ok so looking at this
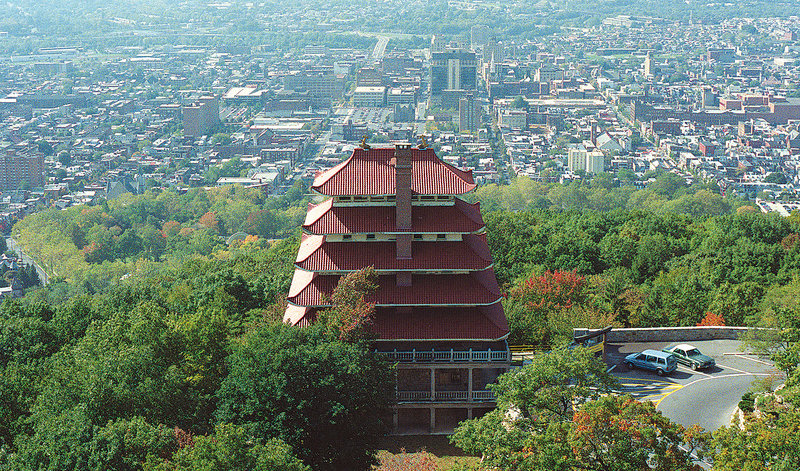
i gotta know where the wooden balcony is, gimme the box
[396,390,495,403]
[378,348,510,363]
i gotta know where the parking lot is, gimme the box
[606,339,783,431]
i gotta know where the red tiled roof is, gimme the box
[311,147,476,196]
[372,304,508,341]
[281,304,508,341]
[287,269,502,307]
[302,198,485,235]
[295,233,493,272]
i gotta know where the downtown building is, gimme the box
[285,143,510,434]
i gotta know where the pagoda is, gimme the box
[285,143,510,434]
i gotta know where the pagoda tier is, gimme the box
[287,269,502,308]
[311,147,476,196]
[302,197,485,235]
[284,304,508,342]
[372,305,508,341]
[295,233,493,272]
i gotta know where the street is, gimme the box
[6,237,48,285]
[607,340,781,431]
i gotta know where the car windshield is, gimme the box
[686,348,702,357]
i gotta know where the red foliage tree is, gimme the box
[511,269,588,312]
[198,212,222,234]
[318,267,378,342]
[697,312,726,327]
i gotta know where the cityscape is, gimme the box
[0,1,800,470]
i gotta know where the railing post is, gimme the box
[450,348,453,362]
[468,368,473,402]
[430,367,436,402]
[412,348,416,363]
[488,348,492,361]
[469,348,473,362]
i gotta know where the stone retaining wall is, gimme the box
[573,326,770,343]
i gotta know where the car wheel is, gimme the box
[625,361,634,370]
[691,363,698,371]
[656,368,664,376]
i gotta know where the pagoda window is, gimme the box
[342,234,352,240]
[437,234,447,239]
[413,234,423,240]
[339,196,352,202]
[353,196,368,203]
[420,195,436,201]
[366,234,376,240]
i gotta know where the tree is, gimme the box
[318,267,378,341]
[144,423,308,471]
[568,396,705,471]
[511,95,528,110]
[505,269,589,347]
[697,311,726,326]
[214,323,394,471]
[57,151,72,167]
[452,349,705,471]
[712,406,800,471]
[451,348,619,469]
[765,172,788,185]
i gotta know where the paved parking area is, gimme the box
[605,340,783,431]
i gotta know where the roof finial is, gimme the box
[360,136,371,149]
[417,135,428,149]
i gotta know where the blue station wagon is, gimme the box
[624,349,678,376]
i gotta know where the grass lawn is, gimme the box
[375,435,481,470]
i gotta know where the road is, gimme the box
[607,340,782,432]
[6,237,48,285]
[372,36,389,61]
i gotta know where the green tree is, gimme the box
[144,423,308,471]
[214,323,394,471]
[451,348,619,469]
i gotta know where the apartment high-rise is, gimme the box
[0,149,45,190]
[182,95,219,138]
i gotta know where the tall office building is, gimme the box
[286,144,510,434]
[470,25,490,49]
[459,94,480,134]
[484,40,504,64]
[430,50,478,96]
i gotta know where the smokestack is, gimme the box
[590,120,598,146]
[394,143,413,261]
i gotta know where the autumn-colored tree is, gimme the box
[375,449,439,471]
[162,220,181,238]
[505,269,589,347]
[514,269,588,312]
[697,312,726,327]
[568,396,706,471]
[318,267,378,342]
[198,212,222,234]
